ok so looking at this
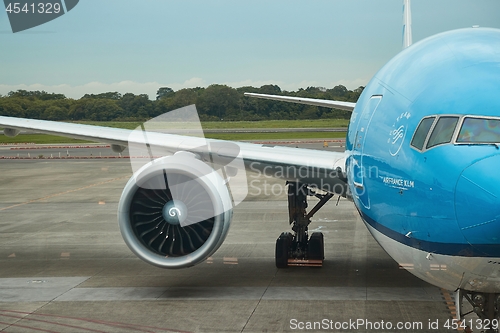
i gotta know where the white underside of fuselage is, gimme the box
[363,219,500,293]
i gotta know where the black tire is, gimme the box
[276,232,293,268]
[308,232,324,260]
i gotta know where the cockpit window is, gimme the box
[411,117,435,150]
[457,117,500,143]
[426,116,459,148]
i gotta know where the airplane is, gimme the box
[1,0,500,327]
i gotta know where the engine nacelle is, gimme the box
[4,128,20,137]
[118,153,233,269]
[111,144,126,153]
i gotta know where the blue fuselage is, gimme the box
[346,28,500,260]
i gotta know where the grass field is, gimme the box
[207,131,346,141]
[0,119,348,144]
[0,134,89,144]
[76,119,349,130]
[0,132,346,144]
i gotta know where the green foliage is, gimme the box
[44,105,66,120]
[70,98,123,121]
[8,90,65,100]
[0,98,26,117]
[197,85,241,121]
[82,92,122,100]
[0,85,363,122]
[156,87,175,100]
[119,93,152,120]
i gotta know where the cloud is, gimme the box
[0,77,368,100]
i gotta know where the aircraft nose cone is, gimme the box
[455,155,500,247]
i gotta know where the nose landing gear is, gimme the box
[275,182,333,268]
[457,289,500,333]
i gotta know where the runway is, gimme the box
[0,145,458,332]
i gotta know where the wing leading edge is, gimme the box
[244,93,356,111]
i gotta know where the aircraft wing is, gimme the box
[0,115,348,194]
[244,93,356,111]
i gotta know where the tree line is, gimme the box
[0,84,363,122]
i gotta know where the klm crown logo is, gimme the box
[3,0,79,33]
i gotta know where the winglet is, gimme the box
[403,0,412,49]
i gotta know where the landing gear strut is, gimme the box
[275,182,333,268]
[457,289,500,333]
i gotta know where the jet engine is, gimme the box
[118,153,233,269]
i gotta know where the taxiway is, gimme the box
[0,144,458,332]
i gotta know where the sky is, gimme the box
[1,0,500,99]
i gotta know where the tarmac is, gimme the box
[0,142,459,333]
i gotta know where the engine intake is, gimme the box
[118,154,233,269]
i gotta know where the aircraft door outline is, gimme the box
[351,95,382,208]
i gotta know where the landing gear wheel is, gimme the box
[308,232,324,261]
[275,182,337,268]
[276,232,293,268]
